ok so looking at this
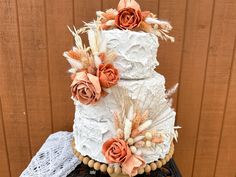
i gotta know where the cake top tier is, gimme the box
[63,0,174,106]
[102,29,159,79]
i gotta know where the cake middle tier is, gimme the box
[101,29,159,79]
[73,72,176,164]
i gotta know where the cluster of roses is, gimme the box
[97,0,154,31]
[68,51,119,105]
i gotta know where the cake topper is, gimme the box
[96,0,175,42]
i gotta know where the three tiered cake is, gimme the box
[63,0,179,176]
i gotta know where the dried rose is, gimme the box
[97,64,119,88]
[102,138,132,164]
[122,155,145,176]
[71,71,101,105]
[115,7,142,30]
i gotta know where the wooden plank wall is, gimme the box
[0,0,235,177]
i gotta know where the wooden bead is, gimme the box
[107,166,114,174]
[127,138,134,145]
[165,155,170,162]
[78,155,84,161]
[130,146,137,153]
[100,164,107,172]
[161,159,167,165]
[94,162,101,170]
[138,168,145,174]
[88,160,95,168]
[83,157,90,165]
[114,166,121,174]
[150,162,157,171]
[145,141,152,147]
[73,148,77,154]
[156,160,162,168]
[144,165,151,173]
[75,151,81,157]
[145,132,153,140]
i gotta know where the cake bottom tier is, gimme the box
[73,72,176,164]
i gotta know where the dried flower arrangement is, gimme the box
[96,0,175,42]
[63,26,119,105]
[101,86,180,176]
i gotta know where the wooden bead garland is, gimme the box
[72,140,175,176]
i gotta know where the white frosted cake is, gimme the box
[64,0,178,176]
[102,29,159,79]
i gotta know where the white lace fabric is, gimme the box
[20,132,81,177]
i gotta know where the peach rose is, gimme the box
[122,155,146,176]
[71,71,101,105]
[97,64,119,88]
[115,8,142,30]
[102,138,132,164]
[117,0,141,11]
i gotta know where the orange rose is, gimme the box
[71,71,101,105]
[115,8,142,30]
[97,64,119,88]
[102,138,132,164]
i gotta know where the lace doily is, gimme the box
[20,132,81,177]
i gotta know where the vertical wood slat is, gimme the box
[46,0,74,132]
[102,0,117,10]
[192,0,236,176]
[74,0,102,45]
[175,0,215,176]
[0,98,10,177]
[157,0,187,109]
[0,0,31,176]
[16,0,53,155]
[214,41,236,177]
[138,0,159,13]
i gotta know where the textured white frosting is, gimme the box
[73,72,176,163]
[101,29,159,79]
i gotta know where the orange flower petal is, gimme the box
[117,0,127,11]
[126,0,141,11]
[117,0,141,11]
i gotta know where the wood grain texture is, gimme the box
[0,0,236,176]
[175,0,215,176]
[0,0,31,176]
[16,0,53,155]
[102,0,117,9]
[192,0,236,176]
[45,0,74,132]
[157,0,187,109]
[137,0,158,13]
[0,98,10,177]
[214,40,236,177]
[74,0,101,45]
